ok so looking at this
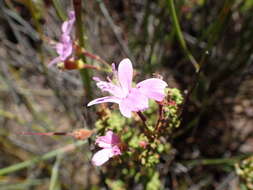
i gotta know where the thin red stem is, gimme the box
[19,132,69,136]
[136,111,153,140]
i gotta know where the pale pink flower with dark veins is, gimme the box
[92,131,122,166]
[49,11,75,66]
[87,58,168,118]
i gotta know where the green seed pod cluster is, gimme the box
[235,156,253,189]
[163,88,183,129]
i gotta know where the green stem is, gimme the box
[167,0,199,72]
[184,154,251,167]
[0,140,87,176]
[52,0,67,21]
[73,0,92,99]
[49,154,62,190]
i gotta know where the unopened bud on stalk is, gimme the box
[70,129,94,140]
[57,60,99,70]
[19,129,93,140]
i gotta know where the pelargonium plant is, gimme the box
[32,8,183,189]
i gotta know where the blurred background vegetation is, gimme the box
[0,0,253,189]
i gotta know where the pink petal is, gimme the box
[67,11,75,22]
[136,78,168,101]
[61,11,75,35]
[60,45,72,60]
[60,35,71,44]
[119,88,149,118]
[127,88,149,111]
[55,43,64,55]
[55,35,73,61]
[48,57,61,67]
[95,80,125,98]
[87,96,120,107]
[95,141,112,149]
[111,145,122,156]
[112,63,118,79]
[91,148,113,166]
[119,101,132,118]
[96,131,121,148]
[118,58,133,95]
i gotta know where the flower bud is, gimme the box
[57,60,99,70]
[139,140,148,148]
[70,129,93,140]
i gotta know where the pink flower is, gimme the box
[87,58,168,118]
[92,131,122,166]
[49,11,75,66]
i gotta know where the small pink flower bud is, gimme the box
[139,140,148,148]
